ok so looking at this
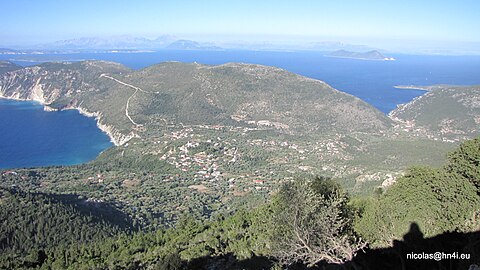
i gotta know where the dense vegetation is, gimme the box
[0,177,360,269]
[355,137,480,246]
[0,188,134,269]
[270,177,364,266]
[446,137,480,189]
[0,138,479,269]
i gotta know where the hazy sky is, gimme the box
[1,0,480,50]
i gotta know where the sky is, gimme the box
[1,0,480,52]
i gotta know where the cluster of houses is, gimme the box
[2,171,18,176]
[86,173,105,184]
[132,125,375,197]
[391,117,461,143]
[2,170,28,181]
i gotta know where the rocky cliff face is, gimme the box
[74,106,138,146]
[0,61,134,145]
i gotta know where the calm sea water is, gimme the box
[1,50,480,168]
[0,99,112,169]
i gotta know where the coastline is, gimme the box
[0,94,127,146]
[0,94,43,103]
[387,85,434,117]
[388,92,426,118]
[72,106,138,146]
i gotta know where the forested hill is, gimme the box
[0,60,392,145]
[0,187,134,262]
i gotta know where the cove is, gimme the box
[0,98,112,169]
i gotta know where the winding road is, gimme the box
[100,74,158,126]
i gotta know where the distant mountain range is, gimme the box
[327,50,395,61]
[165,40,222,50]
[0,36,225,54]
[2,36,480,55]
[38,35,181,50]
[0,35,390,53]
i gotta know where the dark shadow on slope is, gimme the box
[185,254,273,270]
[4,186,136,231]
[339,222,480,270]
[41,191,136,231]
[172,223,480,270]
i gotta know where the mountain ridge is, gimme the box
[0,60,392,145]
[37,35,178,50]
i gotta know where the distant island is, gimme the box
[327,50,395,61]
[165,39,222,50]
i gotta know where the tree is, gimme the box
[271,177,365,266]
[445,137,480,189]
[154,252,184,270]
[355,166,480,246]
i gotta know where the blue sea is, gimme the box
[0,99,112,169]
[1,50,480,168]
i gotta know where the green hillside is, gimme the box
[390,85,480,141]
[127,62,391,133]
